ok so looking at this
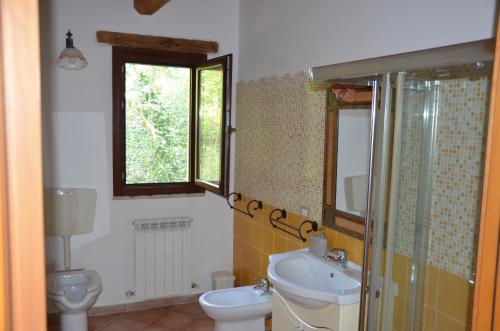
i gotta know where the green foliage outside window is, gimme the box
[124,63,224,186]
[125,63,190,184]
[198,67,223,184]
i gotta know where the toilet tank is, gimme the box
[44,188,97,236]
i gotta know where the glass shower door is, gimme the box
[364,64,491,331]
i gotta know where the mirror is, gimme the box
[335,108,371,217]
[322,86,372,238]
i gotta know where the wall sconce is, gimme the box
[57,30,88,70]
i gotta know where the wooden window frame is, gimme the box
[194,55,232,197]
[112,47,232,197]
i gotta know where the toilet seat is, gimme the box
[47,269,102,310]
[47,269,101,296]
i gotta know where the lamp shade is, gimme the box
[57,30,88,70]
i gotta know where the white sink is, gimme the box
[267,249,362,309]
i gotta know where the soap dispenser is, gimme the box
[309,228,327,257]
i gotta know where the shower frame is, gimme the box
[311,39,495,331]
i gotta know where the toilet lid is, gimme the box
[46,269,101,296]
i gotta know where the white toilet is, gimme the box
[46,269,102,330]
[44,188,102,331]
[199,280,272,331]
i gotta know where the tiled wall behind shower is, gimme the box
[395,76,490,279]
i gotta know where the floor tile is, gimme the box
[88,314,117,330]
[48,303,214,331]
[168,303,205,316]
[141,325,175,331]
[120,309,164,324]
[190,318,215,331]
[152,310,197,329]
[99,318,148,331]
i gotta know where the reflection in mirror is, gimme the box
[336,109,370,217]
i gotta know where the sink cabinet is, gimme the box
[272,289,359,331]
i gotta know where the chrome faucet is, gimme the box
[254,278,270,294]
[325,248,348,268]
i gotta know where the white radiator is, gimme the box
[133,217,193,300]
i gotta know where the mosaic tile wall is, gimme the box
[395,76,490,279]
[235,71,489,280]
[235,72,325,222]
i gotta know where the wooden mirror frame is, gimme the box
[322,87,372,239]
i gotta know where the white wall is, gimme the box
[238,0,497,81]
[40,0,239,306]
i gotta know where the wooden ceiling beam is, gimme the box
[96,31,219,54]
[134,0,169,15]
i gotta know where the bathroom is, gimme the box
[0,0,498,331]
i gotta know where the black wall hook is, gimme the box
[227,192,263,218]
[298,220,319,242]
[269,208,318,242]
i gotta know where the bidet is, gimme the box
[199,285,272,331]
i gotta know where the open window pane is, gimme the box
[194,54,231,196]
[198,65,223,185]
[125,63,191,184]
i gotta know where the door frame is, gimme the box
[0,0,47,330]
[471,19,500,331]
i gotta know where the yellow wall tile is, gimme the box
[424,266,439,308]
[248,245,261,271]
[437,270,472,323]
[273,233,287,254]
[436,312,468,331]
[233,215,243,238]
[334,231,364,265]
[423,306,437,331]
[262,229,274,254]
[247,268,260,285]
[393,295,407,331]
[350,237,364,265]
[286,238,303,251]
[241,265,251,285]
[250,223,264,249]
[233,257,242,286]
[260,252,269,275]
[240,217,251,240]
[324,227,337,247]
[392,253,410,296]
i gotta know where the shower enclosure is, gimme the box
[311,39,494,331]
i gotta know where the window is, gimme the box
[112,47,232,197]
